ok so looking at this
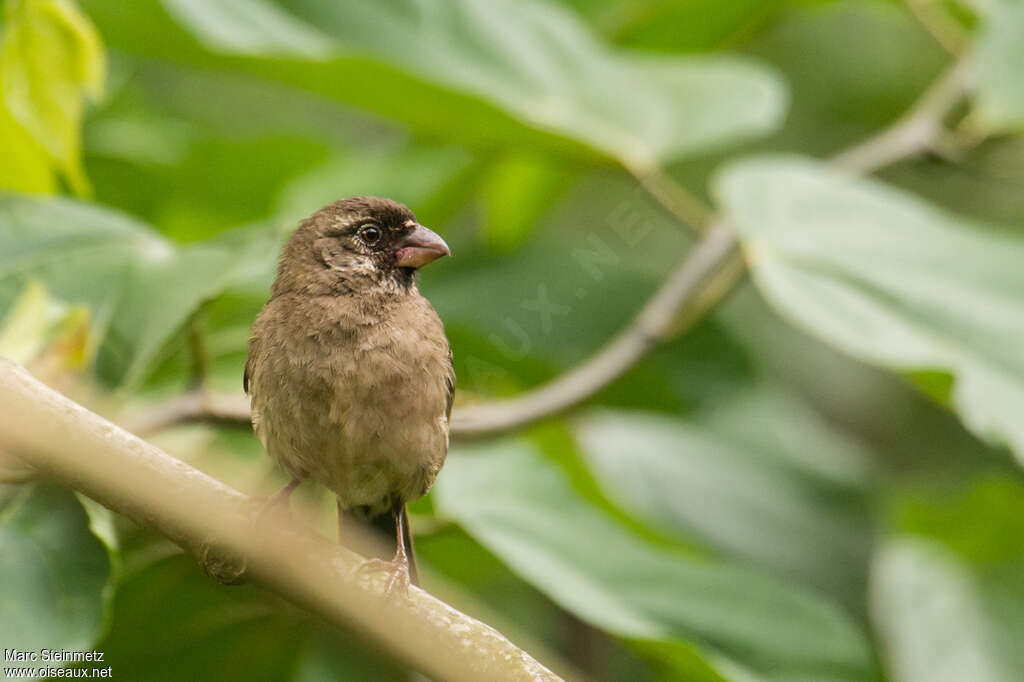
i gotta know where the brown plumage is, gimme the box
[245,196,454,592]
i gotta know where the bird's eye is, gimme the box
[359,225,382,244]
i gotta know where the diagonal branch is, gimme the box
[452,220,740,438]
[0,359,568,682]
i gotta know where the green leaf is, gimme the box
[162,0,333,59]
[273,145,472,228]
[433,440,874,681]
[891,474,1024,568]
[82,0,786,169]
[89,552,302,681]
[871,538,1023,682]
[972,1,1024,132]
[873,470,1024,682]
[605,0,777,53]
[715,157,1024,464]
[0,0,106,195]
[480,153,574,253]
[0,483,112,654]
[0,280,90,366]
[87,549,406,681]
[577,387,873,601]
[0,87,55,193]
[0,195,265,386]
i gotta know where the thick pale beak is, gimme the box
[394,224,451,269]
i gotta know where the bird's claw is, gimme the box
[354,558,411,597]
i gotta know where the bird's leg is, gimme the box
[386,505,411,595]
[354,505,411,597]
[255,478,301,519]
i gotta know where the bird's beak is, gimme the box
[394,224,451,269]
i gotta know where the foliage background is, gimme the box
[2,0,1024,680]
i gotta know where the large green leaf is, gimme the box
[433,440,875,682]
[715,157,1024,464]
[0,0,105,195]
[80,0,786,169]
[0,195,264,386]
[577,387,873,602]
[0,483,112,655]
[558,0,779,53]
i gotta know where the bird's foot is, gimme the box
[252,479,301,522]
[354,558,411,598]
[199,539,247,585]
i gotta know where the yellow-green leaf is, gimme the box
[0,0,105,195]
[0,279,90,368]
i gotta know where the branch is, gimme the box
[452,221,739,438]
[124,389,250,436]
[832,59,971,175]
[0,359,567,682]
[630,165,713,231]
[124,58,971,441]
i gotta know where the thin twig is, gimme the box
[832,59,971,175]
[0,359,570,682]
[124,390,250,436]
[452,221,739,438]
[125,56,972,441]
[630,166,713,232]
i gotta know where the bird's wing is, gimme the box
[243,333,259,395]
[444,348,455,422]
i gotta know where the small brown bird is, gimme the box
[245,197,454,593]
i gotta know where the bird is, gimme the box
[244,196,454,594]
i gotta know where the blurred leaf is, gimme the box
[871,538,1024,682]
[434,440,874,681]
[293,628,407,682]
[431,171,689,372]
[0,279,90,368]
[716,156,1024,464]
[890,473,1024,568]
[972,0,1024,133]
[607,0,777,52]
[0,195,271,386]
[90,552,300,680]
[273,144,472,228]
[0,87,55,192]
[0,0,105,195]
[82,0,786,169]
[577,386,873,602]
[151,134,330,242]
[746,2,947,156]
[163,0,333,59]
[480,153,575,253]
[88,550,405,681]
[873,470,1024,682]
[718,285,1002,482]
[0,483,112,654]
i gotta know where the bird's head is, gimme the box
[273,196,451,296]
